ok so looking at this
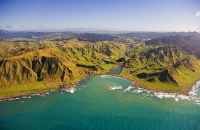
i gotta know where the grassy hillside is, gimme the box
[121,44,200,94]
[0,35,200,97]
[0,39,127,97]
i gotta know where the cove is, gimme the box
[0,75,200,130]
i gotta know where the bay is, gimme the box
[0,75,200,130]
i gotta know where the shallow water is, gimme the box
[0,75,200,130]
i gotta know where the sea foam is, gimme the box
[62,88,77,93]
[124,86,134,92]
[121,80,200,104]
[109,86,123,90]
[104,75,200,104]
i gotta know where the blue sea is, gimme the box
[0,75,200,130]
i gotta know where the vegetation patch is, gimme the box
[1,33,200,97]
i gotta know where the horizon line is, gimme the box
[0,29,199,33]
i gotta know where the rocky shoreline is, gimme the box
[1,73,200,101]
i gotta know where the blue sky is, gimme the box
[0,0,200,32]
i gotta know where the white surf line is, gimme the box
[62,87,77,94]
[122,80,200,104]
[124,85,134,92]
[188,80,200,104]
[109,86,123,90]
[103,74,200,104]
[1,89,59,102]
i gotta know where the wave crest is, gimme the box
[109,86,123,90]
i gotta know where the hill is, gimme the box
[121,34,200,94]
[145,34,200,58]
[0,32,200,97]
[0,39,127,97]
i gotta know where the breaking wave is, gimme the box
[109,86,123,90]
[120,80,200,104]
[62,87,77,93]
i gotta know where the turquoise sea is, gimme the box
[0,75,200,130]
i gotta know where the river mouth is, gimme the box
[106,65,122,75]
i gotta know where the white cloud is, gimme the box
[195,11,200,17]
[149,27,152,29]
[6,25,12,28]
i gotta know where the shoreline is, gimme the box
[110,74,195,95]
[107,74,200,96]
[118,74,200,96]
[0,73,102,100]
[0,73,199,100]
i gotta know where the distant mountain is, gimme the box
[1,30,199,41]
[0,30,52,39]
[77,33,118,42]
[0,30,119,42]
[145,34,200,58]
[118,31,199,39]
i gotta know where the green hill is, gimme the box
[0,33,200,97]
[121,39,200,94]
[0,39,128,97]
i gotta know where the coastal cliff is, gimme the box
[0,33,200,97]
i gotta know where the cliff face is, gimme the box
[0,55,98,87]
[32,56,74,82]
[0,39,127,87]
[0,58,37,86]
[0,36,200,94]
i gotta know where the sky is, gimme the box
[0,0,200,32]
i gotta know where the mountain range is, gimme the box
[0,31,200,97]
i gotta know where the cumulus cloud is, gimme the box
[195,11,200,17]
[6,25,12,28]
[38,25,44,28]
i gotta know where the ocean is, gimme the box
[0,75,200,130]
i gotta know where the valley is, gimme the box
[0,31,200,98]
